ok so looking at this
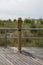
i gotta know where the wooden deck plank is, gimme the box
[6,54,28,65]
[0,47,42,65]
[0,54,14,65]
[7,53,41,65]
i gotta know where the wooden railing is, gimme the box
[0,18,43,52]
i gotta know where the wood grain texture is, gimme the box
[0,47,42,65]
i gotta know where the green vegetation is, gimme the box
[0,18,43,47]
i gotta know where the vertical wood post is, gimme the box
[4,30,7,48]
[18,18,22,53]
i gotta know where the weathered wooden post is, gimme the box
[18,18,22,53]
[4,30,7,48]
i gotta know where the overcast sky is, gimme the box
[0,0,43,19]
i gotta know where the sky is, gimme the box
[0,0,43,20]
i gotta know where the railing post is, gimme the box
[4,30,7,48]
[18,18,22,53]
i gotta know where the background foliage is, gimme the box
[0,18,43,47]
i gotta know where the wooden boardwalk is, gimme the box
[0,47,43,65]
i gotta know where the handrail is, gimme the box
[0,28,43,48]
[0,36,43,39]
[0,28,43,39]
[22,28,43,30]
[0,28,18,30]
[0,28,43,30]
